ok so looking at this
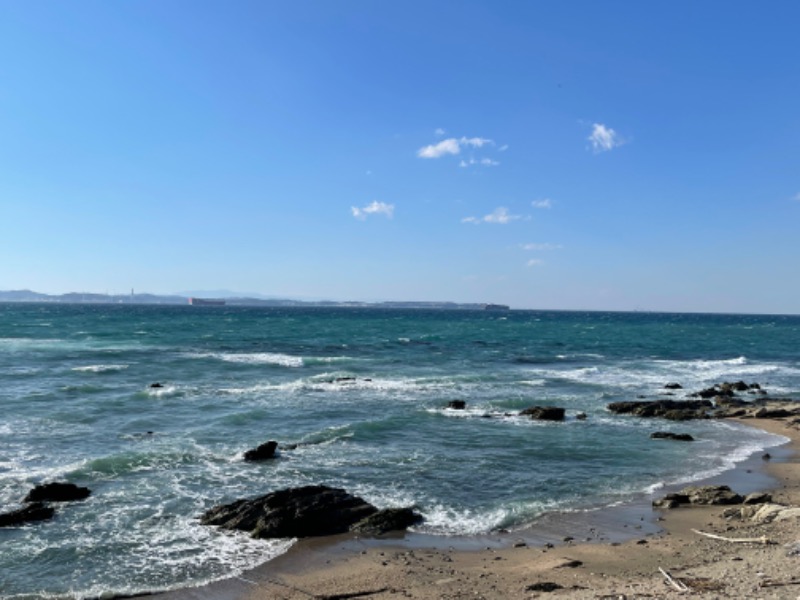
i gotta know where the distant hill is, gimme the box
[0,290,505,310]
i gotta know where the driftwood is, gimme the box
[659,567,689,592]
[760,578,800,588]
[691,528,771,544]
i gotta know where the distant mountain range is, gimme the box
[0,289,506,310]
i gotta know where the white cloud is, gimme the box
[463,207,521,225]
[531,198,552,209]
[351,201,395,220]
[588,123,622,152]
[417,135,496,159]
[498,144,509,152]
[521,243,562,251]
[418,138,461,158]
[435,128,446,136]
[526,259,544,267]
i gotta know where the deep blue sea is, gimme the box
[1,303,798,599]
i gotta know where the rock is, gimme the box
[745,503,800,524]
[24,482,91,503]
[650,432,694,442]
[679,485,743,505]
[652,493,689,509]
[447,400,466,410]
[351,507,423,535]
[243,440,278,461]
[525,582,562,592]
[575,412,588,420]
[762,453,771,460]
[664,383,683,389]
[519,406,565,421]
[0,502,55,527]
[743,492,772,505]
[201,485,419,539]
[149,382,164,388]
[606,399,712,419]
[753,407,793,419]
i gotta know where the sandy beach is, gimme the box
[152,412,800,600]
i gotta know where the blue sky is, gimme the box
[1,1,798,313]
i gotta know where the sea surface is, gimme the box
[1,304,798,599]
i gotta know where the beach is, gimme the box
[152,414,800,600]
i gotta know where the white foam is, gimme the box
[72,364,129,373]
[192,352,304,367]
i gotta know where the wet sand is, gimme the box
[152,416,800,599]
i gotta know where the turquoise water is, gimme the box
[1,304,798,598]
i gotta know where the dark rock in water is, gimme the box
[351,507,423,535]
[650,432,694,442]
[24,482,91,503]
[281,443,298,451]
[714,396,749,408]
[201,485,393,539]
[664,383,683,390]
[519,406,565,421]
[149,382,164,388]
[575,412,588,420]
[243,440,278,461]
[334,377,356,383]
[447,400,466,410]
[762,453,772,461]
[0,502,56,527]
[606,399,712,420]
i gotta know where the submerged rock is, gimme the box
[650,431,694,442]
[243,440,278,461]
[24,482,91,503]
[200,485,420,539]
[0,502,55,527]
[519,406,565,421]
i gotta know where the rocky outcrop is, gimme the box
[24,482,91,503]
[200,485,421,539]
[664,383,683,390]
[653,485,743,509]
[447,400,466,410]
[243,441,278,461]
[519,406,565,421]
[650,432,694,442]
[725,503,800,523]
[0,502,55,527]
[350,507,422,534]
[607,399,712,420]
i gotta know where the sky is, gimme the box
[1,1,799,313]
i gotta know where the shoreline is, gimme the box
[149,415,799,600]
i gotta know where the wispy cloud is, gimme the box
[417,135,498,162]
[435,127,446,136]
[351,201,395,220]
[588,123,623,152]
[531,198,552,209]
[526,259,544,267]
[521,243,562,251]
[498,144,509,152]
[462,207,521,225]
[459,157,500,168]
[794,192,800,202]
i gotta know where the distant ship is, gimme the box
[482,303,510,311]
[188,298,226,306]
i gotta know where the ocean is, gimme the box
[1,303,797,599]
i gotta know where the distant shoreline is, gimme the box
[0,290,503,310]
